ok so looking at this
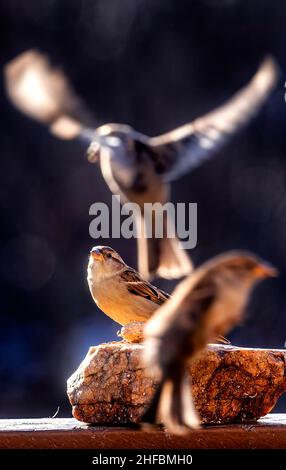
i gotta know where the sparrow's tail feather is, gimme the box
[141,371,200,435]
[156,232,193,280]
[159,373,200,435]
[137,213,192,280]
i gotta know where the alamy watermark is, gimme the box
[89,195,197,249]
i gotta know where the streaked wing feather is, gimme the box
[148,57,278,181]
[122,268,170,305]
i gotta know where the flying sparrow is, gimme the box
[5,51,279,279]
[142,251,277,435]
[87,245,170,326]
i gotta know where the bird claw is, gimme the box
[119,322,145,343]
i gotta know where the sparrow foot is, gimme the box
[117,321,145,343]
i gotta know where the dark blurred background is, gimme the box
[0,0,286,418]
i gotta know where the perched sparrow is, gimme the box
[142,251,277,435]
[87,245,229,345]
[5,51,278,279]
[87,245,170,326]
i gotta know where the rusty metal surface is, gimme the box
[0,415,285,449]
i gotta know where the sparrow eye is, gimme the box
[106,253,112,259]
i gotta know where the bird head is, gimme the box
[86,124,135,163]
[208,251,278,290]
[88,246,125,281]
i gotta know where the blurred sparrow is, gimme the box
[142,251,277,435]
[87,245,170,326]
[5,51,278,279]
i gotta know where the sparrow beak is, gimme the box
[90,247,103,261]
[254,263,278,278]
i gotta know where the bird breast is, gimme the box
[100,147,168,207]
[206,284,249,336]
[89,275,158,325]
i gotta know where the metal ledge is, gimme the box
[0,414,285,449]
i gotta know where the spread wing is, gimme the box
[148,57,278,181]
[121,268,170,306]
[4,49,96,141]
